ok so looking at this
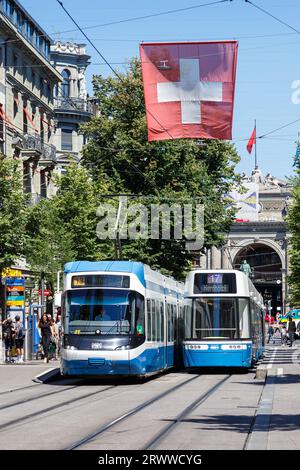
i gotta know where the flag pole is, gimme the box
[254,119,258,169]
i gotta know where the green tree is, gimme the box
[81,59,241,278]
[287,160,300,304]
[25,164,112,284]
[0,157,27,272]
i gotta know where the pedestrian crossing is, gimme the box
[260,343,300,366]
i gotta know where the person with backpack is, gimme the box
[2,318,15,363]
[14,315,25,363]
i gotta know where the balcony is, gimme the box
[21,134,57,164]
[54,96,93,114]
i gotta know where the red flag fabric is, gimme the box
[247,127,256,154]
[140,41,238,142]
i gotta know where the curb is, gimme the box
[246,369,275,450]
[33,367,60,384]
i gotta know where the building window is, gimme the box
[61,69,71,97]
[32,70,36,90]
[40,118,44,144]
[40,170,47,198]
[13,94,18,118]
[40,76,44,98]
[61,128,73,151]
[13,53,17,75]
[23,162,31,194]
[23,106,28,134]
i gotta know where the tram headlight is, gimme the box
[115,345,131,350]
[65,345,78,350]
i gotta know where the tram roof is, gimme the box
[64,261,146,286]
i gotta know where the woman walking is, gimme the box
[38,313,52,363]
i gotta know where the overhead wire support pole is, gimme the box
[254,119,257,169]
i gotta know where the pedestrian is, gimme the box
[267,324,274,344]
[50,318,59,360]
[14,315,25,363]
[55,311,62,357]
[287,316,297,347]
[280,324,287,345]
[2,318,14,363]
[38,313,52,363]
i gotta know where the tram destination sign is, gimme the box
[72,274,130,289]
[194,273,237,294]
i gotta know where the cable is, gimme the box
[245,0,300,35]
[56,0,177,141]
[54,0,231,35]
[258,118,300,139]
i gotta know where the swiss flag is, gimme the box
[140,41,238,142]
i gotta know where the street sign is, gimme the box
[38,289,52,296]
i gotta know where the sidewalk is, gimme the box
[1,359,60,366]
[247,343,300,450]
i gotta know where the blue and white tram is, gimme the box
[182,270,265,368]
[60,261,184,377]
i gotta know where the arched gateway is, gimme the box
[232,241,284,315]
[198,169,291,315]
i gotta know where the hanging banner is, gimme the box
[226,183,259,222]
[140,41,238,141]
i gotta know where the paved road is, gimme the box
[1,345,299,450]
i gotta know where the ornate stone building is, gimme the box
[200,168,291,314]
[0,0,61,201]
[50,41,96,173]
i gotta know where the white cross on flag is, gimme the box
[140,41,238,141]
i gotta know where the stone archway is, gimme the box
[232,240,285,315]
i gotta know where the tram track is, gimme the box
[0,384,82,411]
[0,384,116,432]
[66,374,211,450]
[145,374,231,450]
[0,383,42,397]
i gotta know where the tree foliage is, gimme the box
[25,164,112,282]
[287,165,300,304]
[0,156,27,273]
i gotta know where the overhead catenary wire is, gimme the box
[245,0,300,36]
[55,0,177,143]
[54,0,231,36]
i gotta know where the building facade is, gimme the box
[51,41,94,173]
[200,169,292,315]
[0,0,61,200]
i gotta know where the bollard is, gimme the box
[255,367,267,380]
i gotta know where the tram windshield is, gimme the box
[64,289,144,335]
[187,297,250,340]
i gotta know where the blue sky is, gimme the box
[20,0,300,178]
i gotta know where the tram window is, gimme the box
[184,305,192,339]
[160,302,164,341]
[167,304,172,342]
[172,305,176,341]
[156,301,160,341]
[238,298,250,338]
[151,300,156,341]
[191,298,239,340]
[146,299,151,341]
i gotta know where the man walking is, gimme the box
[287,317,297,347]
